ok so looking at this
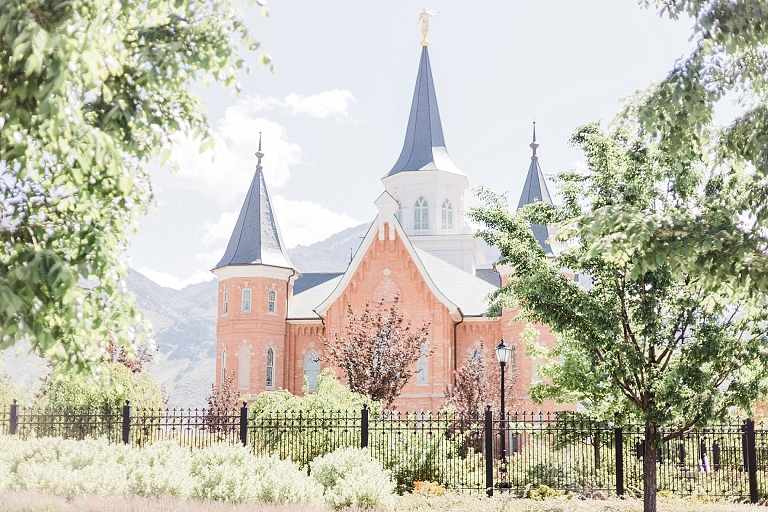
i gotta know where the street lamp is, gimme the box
[495,337,514,464]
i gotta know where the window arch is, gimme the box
[268,290,277,314]
[441,199,453,229]
[266,348,275,388]
[414,197,428,230]
[220,347,227,387]
[304,351,320,391]
[416,342,428,385]
[238,343,250,390]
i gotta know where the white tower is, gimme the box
[381,46,483,274]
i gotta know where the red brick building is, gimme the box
[212,45,578,412]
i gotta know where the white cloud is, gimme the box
[202,211,239,244]
[160,101,302,207]
[283,90,355,119]
[136,267,215,290]
[272,195,359,248]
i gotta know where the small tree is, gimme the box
[443,340,521,417]
[204,372,239,435]
[471,124,768,512]
[444,348,490,418]
[322,295,430,407]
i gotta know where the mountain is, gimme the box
[287,223,370,272]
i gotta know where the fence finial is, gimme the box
[125,399,130,406]
[363,403,368,410]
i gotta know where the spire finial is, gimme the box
[529,121,539,161]
[255,131,264,169]
[419,8,439,46]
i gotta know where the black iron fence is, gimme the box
[3,399,768,501]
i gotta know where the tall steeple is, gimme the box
[213,133,294,270]
[517,122,556,256]
[384,46,463,177]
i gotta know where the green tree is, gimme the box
[0,0,269,371]
[470,123,768,512]
[580,0,768,299]
[39,360,163,410]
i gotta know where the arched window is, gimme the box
[414,197,428,230]
[220,347,227,387]
[304,351,320,391]
[441,199,453,229]
[238,343,250,390]
[266,348,275,388]
[416,342,428,385]
[241,289,251,312]
[268,290,277,314]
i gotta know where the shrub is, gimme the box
[310,446,396,511]
[190,443,322,504]
[0,436,324,505]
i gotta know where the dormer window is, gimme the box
[268,290,277,314]
[441,199,453,229]
[242,289,251,313]
[414,197,428,230]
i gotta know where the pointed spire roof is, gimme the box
[517,123,556,256]
[384,46,463,177]
[213,134,294,271]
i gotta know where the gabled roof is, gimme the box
[213,161,294,271]
[384,46,463,178]
[308,200,496,321]
[289,275,343,319]
[412,247,499,316]
[293,273,344,295]
[517,125,557,256]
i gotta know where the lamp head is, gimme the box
[495,338,513,365]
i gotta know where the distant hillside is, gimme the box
[287,223,370,272]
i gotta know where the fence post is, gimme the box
[361,404,369,448]
[239,401,248,447]
[122,400,131,445]
[746,418,758,504]
[9,399,18,435]
[485,405,493,497]
[614,427,624,496]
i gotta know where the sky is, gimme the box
[126,0,703,290]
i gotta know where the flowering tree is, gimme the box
[205,372,239,435]
[321,296,430,407]
[443,341,521,417]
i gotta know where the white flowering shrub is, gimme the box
[5,437,130,498]
[0,437,323,505]
[310,447,396,511]
[125,441,193,498]
[190,443,322,504]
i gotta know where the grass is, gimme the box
[0,491,765,512]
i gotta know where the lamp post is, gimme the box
[495,337,513,464]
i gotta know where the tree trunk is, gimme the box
[643,422,658,512]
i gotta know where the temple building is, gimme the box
[212,43,573,412]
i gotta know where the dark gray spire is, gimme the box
[213,137,294,270]
[384,46,462,177]
[517,123,556,255]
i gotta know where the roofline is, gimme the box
[313,211,463,322]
